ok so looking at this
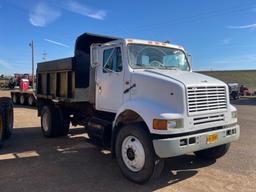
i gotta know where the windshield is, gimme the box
[128,44,190,71]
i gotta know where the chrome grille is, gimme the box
[187,86,227,115]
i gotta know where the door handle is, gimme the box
[123,83,136,94]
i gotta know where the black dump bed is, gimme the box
[37,33,119,101]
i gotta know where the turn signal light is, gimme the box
[153,119,167,130]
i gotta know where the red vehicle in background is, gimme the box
[20,79,29,92]
[10,73,36,106]
[13,73,34,87]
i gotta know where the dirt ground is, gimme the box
[0,90,256,192]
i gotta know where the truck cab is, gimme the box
[36,33,239,183]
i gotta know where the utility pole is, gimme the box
[29,41,35,90]
[42,50,46,61]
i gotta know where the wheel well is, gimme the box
[111,110,149,158]
[115,110,144,126]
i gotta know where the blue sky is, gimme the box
[0,0,256,74]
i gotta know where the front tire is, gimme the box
[194,143,230,160]
[115,123,164,183]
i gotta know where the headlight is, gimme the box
[231,111,237,119]
[168,119,183,129]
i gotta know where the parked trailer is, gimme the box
[36,33,240,183]
[11,78,37,106]
[11,90,36,106]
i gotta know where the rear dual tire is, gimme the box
[41,105,70,137]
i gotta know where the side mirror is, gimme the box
[90,44,100,68]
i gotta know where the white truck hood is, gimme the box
[142,69,225,87]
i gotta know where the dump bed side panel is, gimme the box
[37,57,89,102]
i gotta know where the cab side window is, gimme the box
[103,47,122,73]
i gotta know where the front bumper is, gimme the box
[153,124,240,158]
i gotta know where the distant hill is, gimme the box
[197,70,256,90]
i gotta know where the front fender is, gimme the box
[114,98,184,134]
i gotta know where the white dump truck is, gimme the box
[36,33,240,183]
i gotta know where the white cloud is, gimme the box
[44,39,70,48]
[0,59,13,70]
[227,23,256,30]
[64,0,106,20]
[29,2,61,27]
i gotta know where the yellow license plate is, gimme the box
[207,133,218,144]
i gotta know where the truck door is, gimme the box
[95,45,124,112]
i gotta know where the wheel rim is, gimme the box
[42,111,49,132]
[20,96,25,104]
[121,136,145,172]
[28,96,33,105]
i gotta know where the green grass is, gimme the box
[197,70,256,90]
